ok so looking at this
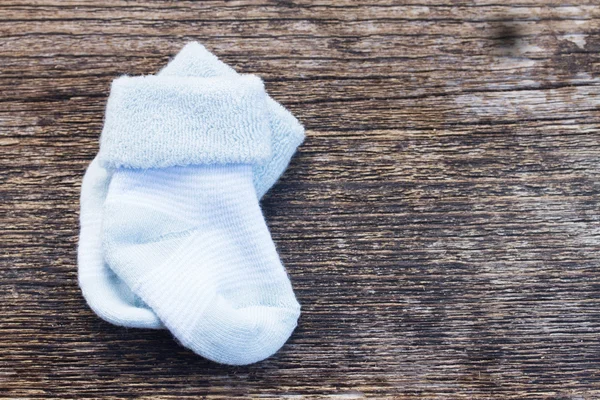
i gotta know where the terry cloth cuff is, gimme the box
[98,75,272,169]
[159,42,305,150]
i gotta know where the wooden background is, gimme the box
[1,1,599,398]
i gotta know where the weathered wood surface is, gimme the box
[1,1,600,398]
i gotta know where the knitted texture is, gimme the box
[102,164,301,365]
[98,75,271,169]
[78,42,304,333]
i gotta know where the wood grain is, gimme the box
[1,1,599,398]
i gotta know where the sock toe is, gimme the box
[180,297,300,365]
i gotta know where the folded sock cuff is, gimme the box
[159,42,305,153]
[98,75,272,169]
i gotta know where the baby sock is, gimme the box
[78,157,162,328]
[78,42,304,330]
[97,75,300,365]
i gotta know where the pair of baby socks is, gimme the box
[78,43,304,365]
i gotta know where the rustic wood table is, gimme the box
[2,1,599,398]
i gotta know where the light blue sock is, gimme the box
[99,74,300,365]
[79,157,162,328]
[78,43,304,330]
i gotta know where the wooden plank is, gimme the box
[1,1,599,398]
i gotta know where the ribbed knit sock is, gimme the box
[78,42,304,330]
[79,157,162,328]
[97,74,300,365]
[103,165,300,365]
